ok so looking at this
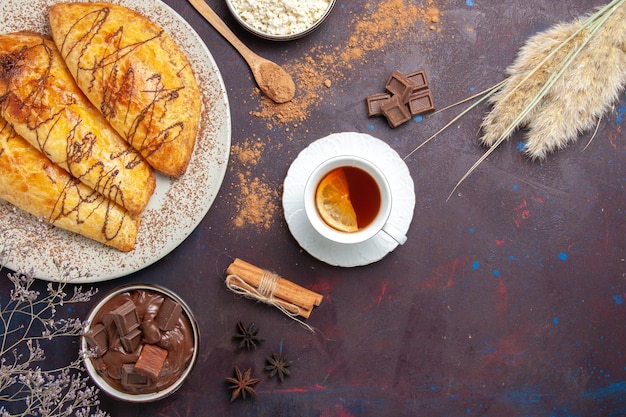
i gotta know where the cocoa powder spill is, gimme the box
[230,139,279,230]
[251,0,443,124]
[232,0,443,229]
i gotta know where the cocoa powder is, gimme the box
[256,61,296,104]
[234,1,443,229]
[230,139,279,230]
[252,0,443,124]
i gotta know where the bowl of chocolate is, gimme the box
[225,0,336,41]
[82,284,199,402]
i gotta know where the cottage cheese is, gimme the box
[230,0,332,36]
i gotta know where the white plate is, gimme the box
[282,132,415,267]
[0,0,231,283]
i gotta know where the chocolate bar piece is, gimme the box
[111,300,140,336]
[121,363,151,388]
[155,297,183,332]
[135,344,168,379]
[84,323,108,356]
[120,327,143,353]
[406,70,429,91]
[408,90,435,115]
[381,95,412,128]
[365,93,392,117]
[385,70,414,103]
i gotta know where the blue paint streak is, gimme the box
[614,294,624,305]
[559,252,568,261]
[617,106,626,124]
[553,317,559,325]
[413,115,424,122]
[466,0,475,6]
[368,124,375,131]
[512,185,518,191]
[469,228,475,233]
[517,142,526,152]
[472,261,480,270]
[503,389,542,405]
[583,380,626,399]
[493,270,500,277]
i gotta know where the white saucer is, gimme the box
[282,132,415,267]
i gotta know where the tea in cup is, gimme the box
[303,155,407,245]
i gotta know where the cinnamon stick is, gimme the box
[225,258,323,313]
[225,274,314,318]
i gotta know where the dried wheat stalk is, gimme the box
[480,0,626,160]
[414,0,626,199]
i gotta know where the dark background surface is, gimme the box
[2,0,626,416]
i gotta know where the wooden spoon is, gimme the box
[188,0,296,103]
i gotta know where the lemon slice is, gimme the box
[315,168,358,232]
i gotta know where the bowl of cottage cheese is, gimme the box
[225,0,336,40]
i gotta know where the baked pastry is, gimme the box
[0,31,155,215]
[49,2,202,178]
[0,118,140,252]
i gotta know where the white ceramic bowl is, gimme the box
[225,0,336,41]
[82,283,199,402]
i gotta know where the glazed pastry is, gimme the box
[0,118,140,252]
[49,2,202,178]
[0,32,155,215]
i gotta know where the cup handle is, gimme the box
[381,223,407,245]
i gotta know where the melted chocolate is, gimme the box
[87,289,195,395]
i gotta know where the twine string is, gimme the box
[225,273,315,333]
[257,270,279,299]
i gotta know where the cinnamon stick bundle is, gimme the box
[225,258,323,319]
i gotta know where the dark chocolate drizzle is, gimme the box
[56,7,188,159]
[0,33,146,216]
[0,118,130,243]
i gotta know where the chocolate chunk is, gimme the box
[381,95,412,128]
[120,327,143,353]
[406,70,429,91]
[385,70,414,103]
[408,90,435,115]
[135,344,168,379]
[155,297,182,331]
[365,93,392,117]
[111,300,140,336]
[84,323,108,356]
[101,312,124,351]
[121,364,151,388]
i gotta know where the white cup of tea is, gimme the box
[303,155,407,245]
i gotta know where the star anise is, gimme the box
[265,353,292,382]
[225,366,260,401]
[233,321,264,350]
